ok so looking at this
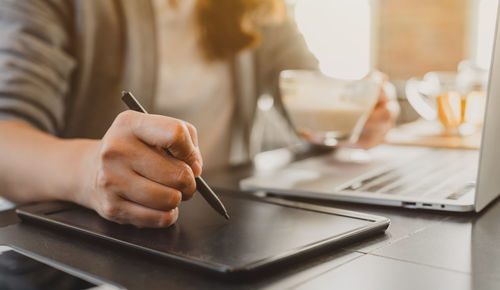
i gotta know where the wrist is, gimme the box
[53,138,100,208]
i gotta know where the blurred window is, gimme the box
[294,0,373,80]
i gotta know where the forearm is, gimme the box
[0,121,97,204]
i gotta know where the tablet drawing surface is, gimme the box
[17,193,389,273]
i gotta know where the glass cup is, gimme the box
[279,70,380,148]
[405,61,488,136]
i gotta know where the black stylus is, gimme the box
[121,91,230,220]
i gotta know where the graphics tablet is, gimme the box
[16,193,389,274]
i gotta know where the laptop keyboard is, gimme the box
[343,149,478,200]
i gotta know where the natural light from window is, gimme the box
[476,0,499,70]
[294,0,372,80]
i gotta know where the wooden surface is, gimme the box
[386,119,481,149]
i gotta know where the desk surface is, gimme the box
[1,155,499,290]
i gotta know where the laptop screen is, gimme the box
[475,3,500,211]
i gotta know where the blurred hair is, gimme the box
[169,0,286,61]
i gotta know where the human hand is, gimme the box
[78,111,202,228]
[352,79,400,149]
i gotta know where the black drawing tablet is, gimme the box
[16,193,389,273]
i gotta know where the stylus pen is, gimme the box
[121,91,230,220]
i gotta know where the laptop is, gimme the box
[240,8,500,213]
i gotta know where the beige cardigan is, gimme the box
[0,0,317,163]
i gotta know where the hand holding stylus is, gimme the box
[78,101,204,228]
[121,92,229,220]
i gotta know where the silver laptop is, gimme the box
[240,9,500,213]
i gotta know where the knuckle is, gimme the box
[183,191,195,201]
[167,189,182,208]
[100,201,121,221]
[185,147,198,163]
[174,164,195,192]
[154,188,182,210]
[100,139,126,161]
[172,121,188,143]
[157,209,178,227]
[157,216,172,228]
[186,122,198,135]
[96,168,116,190]
[115,110,136,125]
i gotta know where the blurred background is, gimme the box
[288,0,498,126]
[254,0,499,154]
[289,0,498,80]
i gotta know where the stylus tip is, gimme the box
[224,213,230,220]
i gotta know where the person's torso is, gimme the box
[151,0,235,169]
[62,0,314,165]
